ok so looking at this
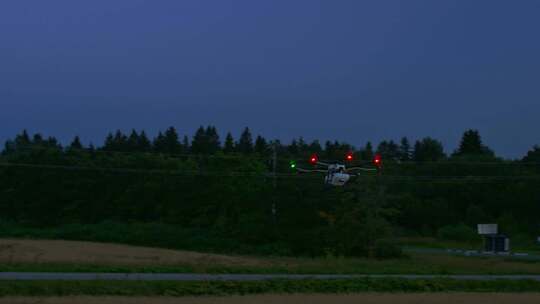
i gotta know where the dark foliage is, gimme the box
[1,128,539,257]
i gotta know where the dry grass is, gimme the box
[2,294,540,304]
[3,238,540,274]
[0,239,266,267]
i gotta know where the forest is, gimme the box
[1,127,539,257]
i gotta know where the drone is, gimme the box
[291,152,382,186]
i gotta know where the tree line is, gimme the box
[1,127,540,257]
[4,127,540,162]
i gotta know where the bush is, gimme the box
[3,278,540,296]
[374,239,404,259]
[437,224,480,243]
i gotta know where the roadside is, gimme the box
[2,294,540,304]
[3,239,540,275]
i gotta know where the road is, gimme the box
[2,273,540,281]
[4,294,540,304]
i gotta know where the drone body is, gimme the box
[325,164,351,186]
[294,153,382,187]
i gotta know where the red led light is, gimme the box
[373,154,382,167]
[309,154,319,165]
[345,152,354,162]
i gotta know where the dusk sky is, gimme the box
[1,0,539,158]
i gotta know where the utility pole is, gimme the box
[272,141,277,223]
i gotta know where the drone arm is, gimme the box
[297,168,327,173]
[347,167,378,172]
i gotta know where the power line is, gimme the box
[0,162,271,178]
[7,145,540,165]
[2,161,540,182]
[7,145,273,161]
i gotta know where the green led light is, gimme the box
[290,161,297,169]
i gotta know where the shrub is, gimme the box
[437,223,480,243]
[374,239,404,259]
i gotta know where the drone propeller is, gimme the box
[296,167,328,173]
[347,167,378,172]
[315,161,331,167]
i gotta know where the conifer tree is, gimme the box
[103,133,115,151]
[454,129,494,157]
[399,137,411,161]
[361,142,374,161]
[377,140,400,160]
[191,126,207,154]
[46,137,62,150]
[413,137,446,162]
[288,139,299,155]
[182,135,190,153]
[32,133,44,146]
[164,126,182,154]
[205,126,221,154]
[223,132,235,154]
[127,130,140,152]
[69,136,83,150]
[153,131,166,153]
[138,131,152,152]
[15,130,31,149]
[254,135,268,154]
[297,137,308,154]
[324,140,338,159]
[237,127,253,154]
[523,145,540,162]
[113,130,128,152]
[309,140,322,154]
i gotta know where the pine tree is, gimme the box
[46,136,62,150]
[388,140,399,159]
[164,126,181,154]
[138,131,152,152]
[288,139,299,155]
[32,133,44,146]
[377,140,399,160]
[191,126,208,154]
[153,131,166,153]
[127,130,140,152]
[69,136,83,150]
[454,129,494,157]
[523,145,540,162]
[309,140,322,154]
[399,137,411,161]
[103,133,115,151]
[297,137,308,154]
[182,135,190,153]
[361,142,374,161]
[254,135,268,154]
[223,132,235,154]
[205,126,221,154]
[3,140,15,155]
[237,127,253,154]
[325,141,335,159]
[339,142,353,155]
[113,130,128,152]
[413,137,446,162]
[15,130,31,149]
[269,139,283,154]
[377,141,388,157]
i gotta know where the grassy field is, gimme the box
[3,294,540,304]
[2,278,540,296]
[3,239,540,274]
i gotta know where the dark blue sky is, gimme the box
[1,0,539,158]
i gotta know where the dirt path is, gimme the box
[2,294,540,304]
[0,239,265,267]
